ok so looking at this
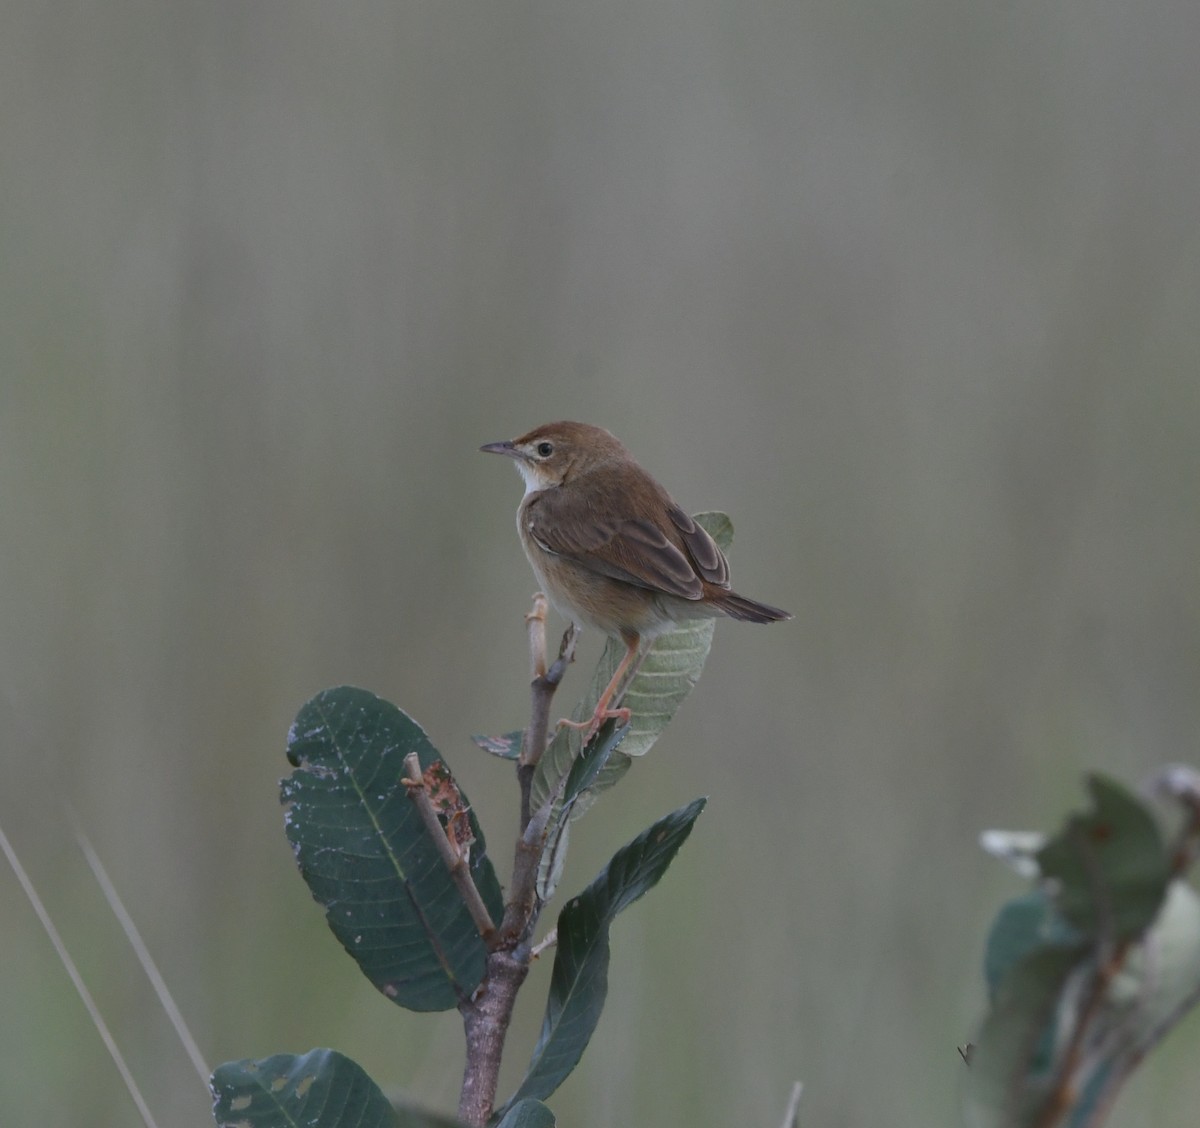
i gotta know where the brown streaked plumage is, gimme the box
[481,421,790,734]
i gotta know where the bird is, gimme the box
[481,421,790,736]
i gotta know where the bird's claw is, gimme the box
[556,706,632,743]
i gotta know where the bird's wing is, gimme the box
[666,505,730,588]
[524,485,730,601]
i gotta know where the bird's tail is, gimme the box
[708,590,792,624]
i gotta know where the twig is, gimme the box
[499,832,546,945]
[503,723,596,943]
[521,620,578,770]
[456,606,581,1125]
[526,594,548,679]
[1029,817,1130,1128]
[403,753,496,942]
[1030,947,1129,1128]
[779,1081,804,1128]
[519,619,578,829]
[530,927,557,959]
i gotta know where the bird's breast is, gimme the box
[514,496,676,639]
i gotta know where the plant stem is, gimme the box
[525,594,548,680]
[519,620,577,829]
[1044,778,1200,1128]
[456,604,578,1124]
[1030,947,1127,1128]
[457,949,530,1126]
[402,752,497,942]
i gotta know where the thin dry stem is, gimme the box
[1030,815,1131,1128]
[526,593,548,679]
[779,1081,804,1128]
[1031,947,1129,1128]
[521,620,578,770]
[403,753,496,942]
[0,823,161,1128]
[530,927,558,960]
[519,621,578,829]
[72,818,210,1086]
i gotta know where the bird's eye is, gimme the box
[536,441,554,457]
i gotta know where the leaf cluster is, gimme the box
[965,772,1200,1128]
[211,514,734,1127]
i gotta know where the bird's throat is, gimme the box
[515,460,544,497]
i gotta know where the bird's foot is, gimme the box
[557,705,632,743]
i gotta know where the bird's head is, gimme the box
[481,421,630,493]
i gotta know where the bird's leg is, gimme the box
[558,633,639,739]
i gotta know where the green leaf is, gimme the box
[1120,880,1200,1050]
[502,798,707,1112]
[968,882,1200,1128]
[963,945,1091,1128]
[536,720,627,902]
[281,686,504,1012]
[530,512,734,815]
[211,1048,397,1128]
[1036,774,1171,942]
[494,1099,556,1128]
[472,732,524,760]
[968,774,1198,1128]
[971,892,1088,1124]
[560,718,626,808]
[983,891,1083,997]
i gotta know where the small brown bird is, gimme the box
[482,421,790,734]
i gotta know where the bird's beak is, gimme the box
[480,440,525,460]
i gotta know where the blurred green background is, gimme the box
[3,1,1199,1125]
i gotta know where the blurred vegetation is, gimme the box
[2,1,1199,1125]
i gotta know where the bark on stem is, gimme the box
[402,753,496,943]
[455,602,578,1124]
[519,622,577,829]
[457,950,530,1126]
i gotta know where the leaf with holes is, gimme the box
[282,686,504,1012]
[471,731,524,760]
[211,1048,399,1128]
